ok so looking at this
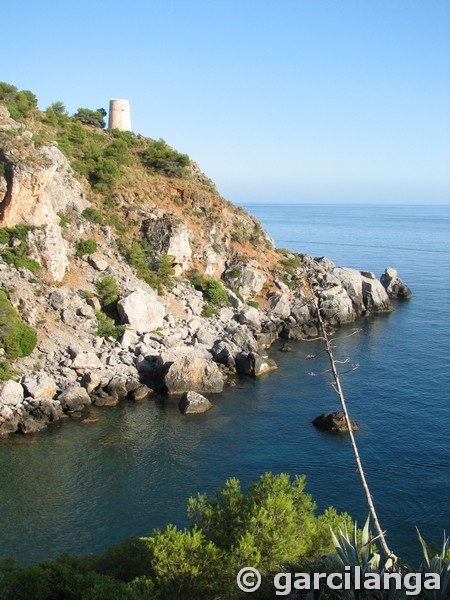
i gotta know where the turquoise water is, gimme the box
[0,204,449,566]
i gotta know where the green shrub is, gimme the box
[82,207,103,224]
[248,300,259,309]
[75,239,97,257]
[79,290,95,299]
[127,242,148,275]
[95,276,119,308]
[0,359,20,381]
[73,107,106,129]
[58,212,71,227]
[189,271,230,307]
[144,253,175,294]
[0,226,41,272]
[204,279,230,307]
[188,268,207,290]
[0,249,41,272]
[104,138,131,165]
[0,291,37,359]
[95,311,125,340]
[0,82,38,120]
[140,138,190,177]
[201,303,218,318]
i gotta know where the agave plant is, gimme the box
[417,529,450,600]
[298,516,404,600]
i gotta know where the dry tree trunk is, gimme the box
[305,267,393,559]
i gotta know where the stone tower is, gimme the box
[108,99,131,131]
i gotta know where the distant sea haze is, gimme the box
[0,203,449,566]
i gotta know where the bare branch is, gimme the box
[305,268,393,559]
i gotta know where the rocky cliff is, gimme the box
[0,94,410,436]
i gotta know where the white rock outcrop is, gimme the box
[117,288,166,333]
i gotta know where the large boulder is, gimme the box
[235,351,278,377]
[117,288,166,333]
[58,384,91,413]
[380,267,412,300]
[164,356,224,395]
[268,293,291,319]
[22,373,57,400]
[0,380,24,406]
[179,391,213,414]
[362,278,391,312]
[71,352,103,371]
[225,265,265,300]
[312,411,359,434]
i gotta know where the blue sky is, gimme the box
[3,0,449,204]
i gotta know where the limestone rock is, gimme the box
[226,265,265,300]
[58,384,91,413]
[22,373,57,400]
[120,328,139,348]
[131,384,153,402]
[312,411,359,434]
[239,306,261,329]
[71,352,103,371]
[0,138,88,229]
[362,278,391,312]
[235,351,278,377]
[0,380,24,406]
[143,216,192,274]
[165,356,224,395]
[380,267,412,300]
[179,391,213,414]
[19,399,63,434]
[117,288,165,333]
[27,224,70,282]
[268,293,291,319]
[88,254,109,272]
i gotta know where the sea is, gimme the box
[0,203,449,567]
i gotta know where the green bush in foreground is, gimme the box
[0,474,353,600]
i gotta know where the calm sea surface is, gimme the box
[1,203,449,566]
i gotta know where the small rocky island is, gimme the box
[0,87,411,436]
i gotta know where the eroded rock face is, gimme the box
[380,267,412,300]
[0,142,88,228]
[179,391,213,414]
[117,288,166,333]
[164,356,224,395]
[143,216,192,274]
[27,224,70,281]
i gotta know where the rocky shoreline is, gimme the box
[0,257,411,437]
[0,102,412,437]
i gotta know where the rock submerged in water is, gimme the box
[179,391,212,415]
[380,267,412,300]
[312,411,359,434]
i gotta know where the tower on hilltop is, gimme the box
[108,99,131,131]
